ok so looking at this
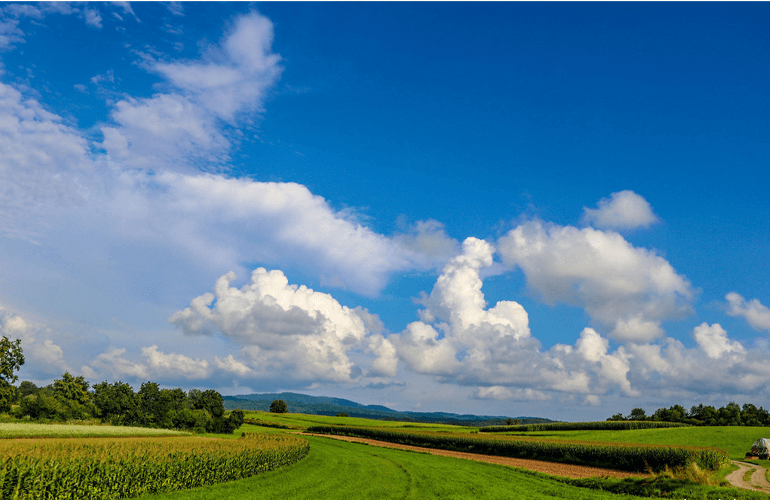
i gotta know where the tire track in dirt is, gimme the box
[304,433,645,479]
[727,461,770,493]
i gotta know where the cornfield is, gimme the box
[0,434,309,499]
[306,426,728,472]
[0,423,185,439]
[480,421,690,432]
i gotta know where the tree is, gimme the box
[52,372,94,420]
[93,381,139,425]
[138,381,167,427]
[629,408,647,421]
[0,336,24,412]
[336,412,350,417]
[229,409,245,428]
[17,381,39,400]
[718,402,742,426]
[270,399,287,413]
[53,372,91,405]
[690,404,717,425]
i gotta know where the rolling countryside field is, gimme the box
[1,413,768,499]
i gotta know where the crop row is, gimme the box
[242,418,301,430]
[0,422,185,439]
[480,421,690,432]
[0,434,309,499]
[306,426,728,472]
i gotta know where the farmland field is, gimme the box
[240,410,475,432]
[137,435,645,500]
[137,433,764,500]
[0,422,186,438]
[5,412,765,499]
[495,426,770,459]
[0,432,308,499]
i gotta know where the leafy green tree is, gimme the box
[336,412,350,417]
[629,408,647,421]
[689,404,717,425]
[270,399,287,414]
[718,402,742,426]
[48,372,95,420]
[17,381,39,400]
[53,372,91,405]
[18,389,64,420]
[138,381,168,427]
[93,381,139,425]
[229,409,244,428]
[0,336,24,412]
[742,403,761,426]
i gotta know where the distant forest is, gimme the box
[608,402,770,427]
[9,373,244,434]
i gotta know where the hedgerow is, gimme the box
[0,434,309,499]
[306,426,728,472]
[480,421,690,432]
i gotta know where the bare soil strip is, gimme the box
[305,433,645,479]
[727,461,770,493]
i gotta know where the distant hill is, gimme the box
[223,392,554,427]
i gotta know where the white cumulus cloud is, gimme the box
[726,292,770,333]
[497,220,694,342]
[390,238,637,400]
[0,307,69,379]
[582,190,659,230]
[170,268,396,383]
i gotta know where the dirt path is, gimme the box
[304,433,645,479]
[726,461,770,493]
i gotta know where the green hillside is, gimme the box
[224,392,553,427]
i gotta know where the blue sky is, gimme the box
[0,2,768,421]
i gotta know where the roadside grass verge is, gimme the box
[135,435,644,500]
[0,422,186,438]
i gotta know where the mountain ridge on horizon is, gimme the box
[223,391,554,426]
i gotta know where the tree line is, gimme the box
[0,336,243,434]
[608,402,770,427]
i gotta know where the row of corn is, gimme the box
[306,426,727,472]
[0,434,309,499]
[480,421,690,432]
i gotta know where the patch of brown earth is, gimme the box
[305,433,645,479]
[727,461,770,493]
